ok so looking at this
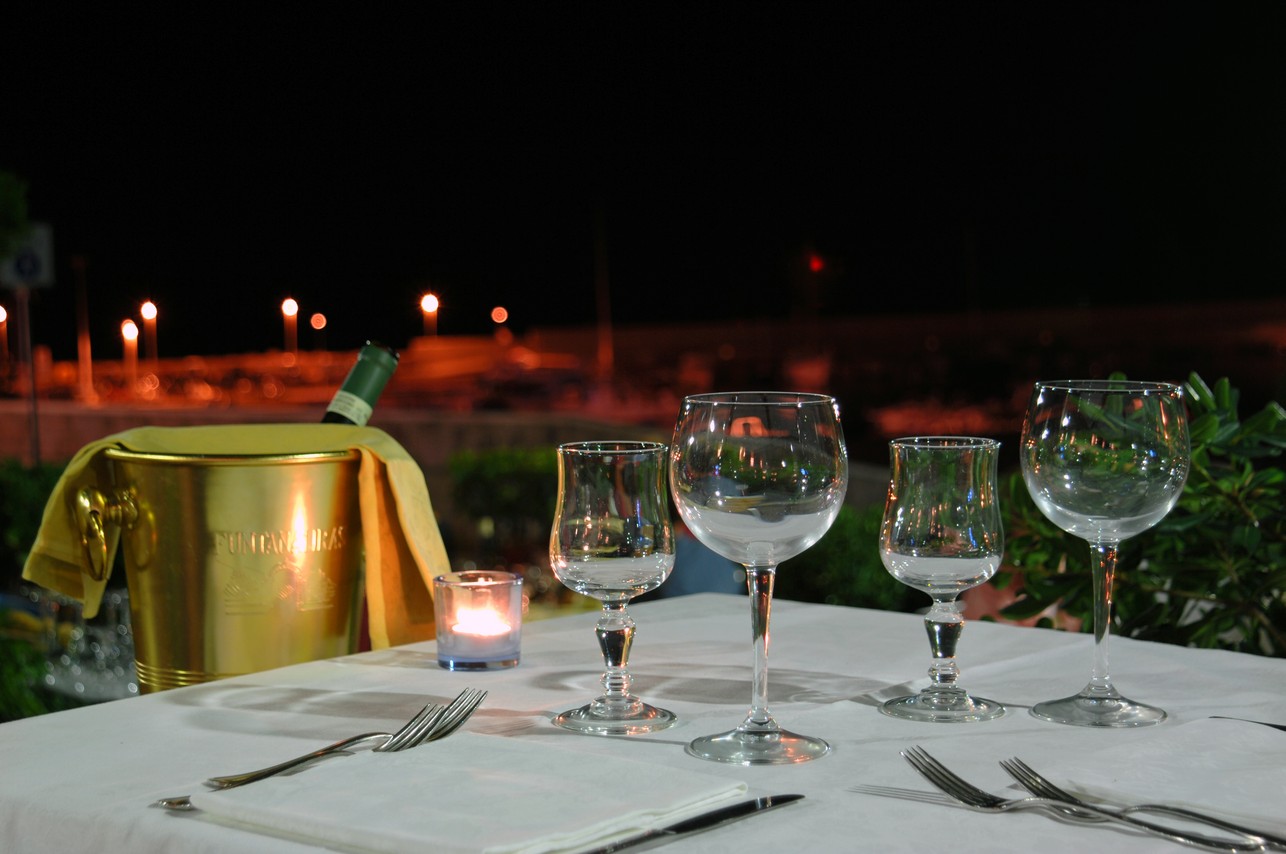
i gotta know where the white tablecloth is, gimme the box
[2,593,1284,853]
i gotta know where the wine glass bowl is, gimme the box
[669,391,849,764]
[1020,379,1190,727]
[879,436,1006,722]
[549,441,677,735]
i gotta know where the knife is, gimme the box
[584,793,805,853]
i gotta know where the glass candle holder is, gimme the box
[433,571,523,670]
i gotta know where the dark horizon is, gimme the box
[3,4,1284,361]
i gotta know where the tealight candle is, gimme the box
[433,570,523,670]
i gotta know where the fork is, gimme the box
[206,687,486,788]
[152,688,486,810]
[901,746,1273,852]
[1000,756,1286,852]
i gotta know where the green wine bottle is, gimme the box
[321,342,399,425]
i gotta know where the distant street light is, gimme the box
[491,305,512,345]
[140,300,158,367]
[310,312,327,350]
[420,292,439,336]
[281,298,299,354]
[121,319,139,391]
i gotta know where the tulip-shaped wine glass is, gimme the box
[670,392,849,764]
[879,436,1006,722]
[549,441,677,735]
[1020,379,1190,727]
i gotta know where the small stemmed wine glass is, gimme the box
[549,441,677,735]
[879,436,1006,723]
[1020,379,1190,727]
[669,392,849,764]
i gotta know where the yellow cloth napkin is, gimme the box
[21,423,448,648]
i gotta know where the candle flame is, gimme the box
[453,606,511,636]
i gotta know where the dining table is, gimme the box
[2,592,1283,853]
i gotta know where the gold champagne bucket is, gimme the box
[77,447,364,693]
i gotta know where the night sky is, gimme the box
[3,3,1284,359]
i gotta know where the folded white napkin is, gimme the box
[1050,717,1286,835]
[188,732,747,854]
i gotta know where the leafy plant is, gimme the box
[448,446,559,524]
[998,372,1286,657]
[447,446,562,582]
[0,459,63,585]
[0,459,77,721]
[0,633,79,722]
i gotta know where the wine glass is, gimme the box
[549,440,677,735]
[669,392,849,764]
[879,436,1006,723]
[1020,379,1190,727]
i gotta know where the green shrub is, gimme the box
[0,459,62,586]
[448,447,559,524]
[0,459,74,720]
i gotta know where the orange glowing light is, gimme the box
[140,301,157,321]
[310,313,327,331]
[282,298,299,317]
[420,293,439,313]
[121,319,139,341]
[0,306,7,324]
[490,306,509,324]
[730,416,767,436]
[291,492,309,554]
[453,606,511,637]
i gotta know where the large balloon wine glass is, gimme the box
[1020,379,1189,727]
[669,392,849,764]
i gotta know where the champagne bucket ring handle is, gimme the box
[76,487,139,581]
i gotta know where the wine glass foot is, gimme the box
[1030,691,1166,728]
[880,690,1005,723]
[686,727,831,766]
[552,703,676,736]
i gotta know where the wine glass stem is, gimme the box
[1089,540,1119,696]
[595,602,639,710]
[924,599,964,687]
[745,566,777,730]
